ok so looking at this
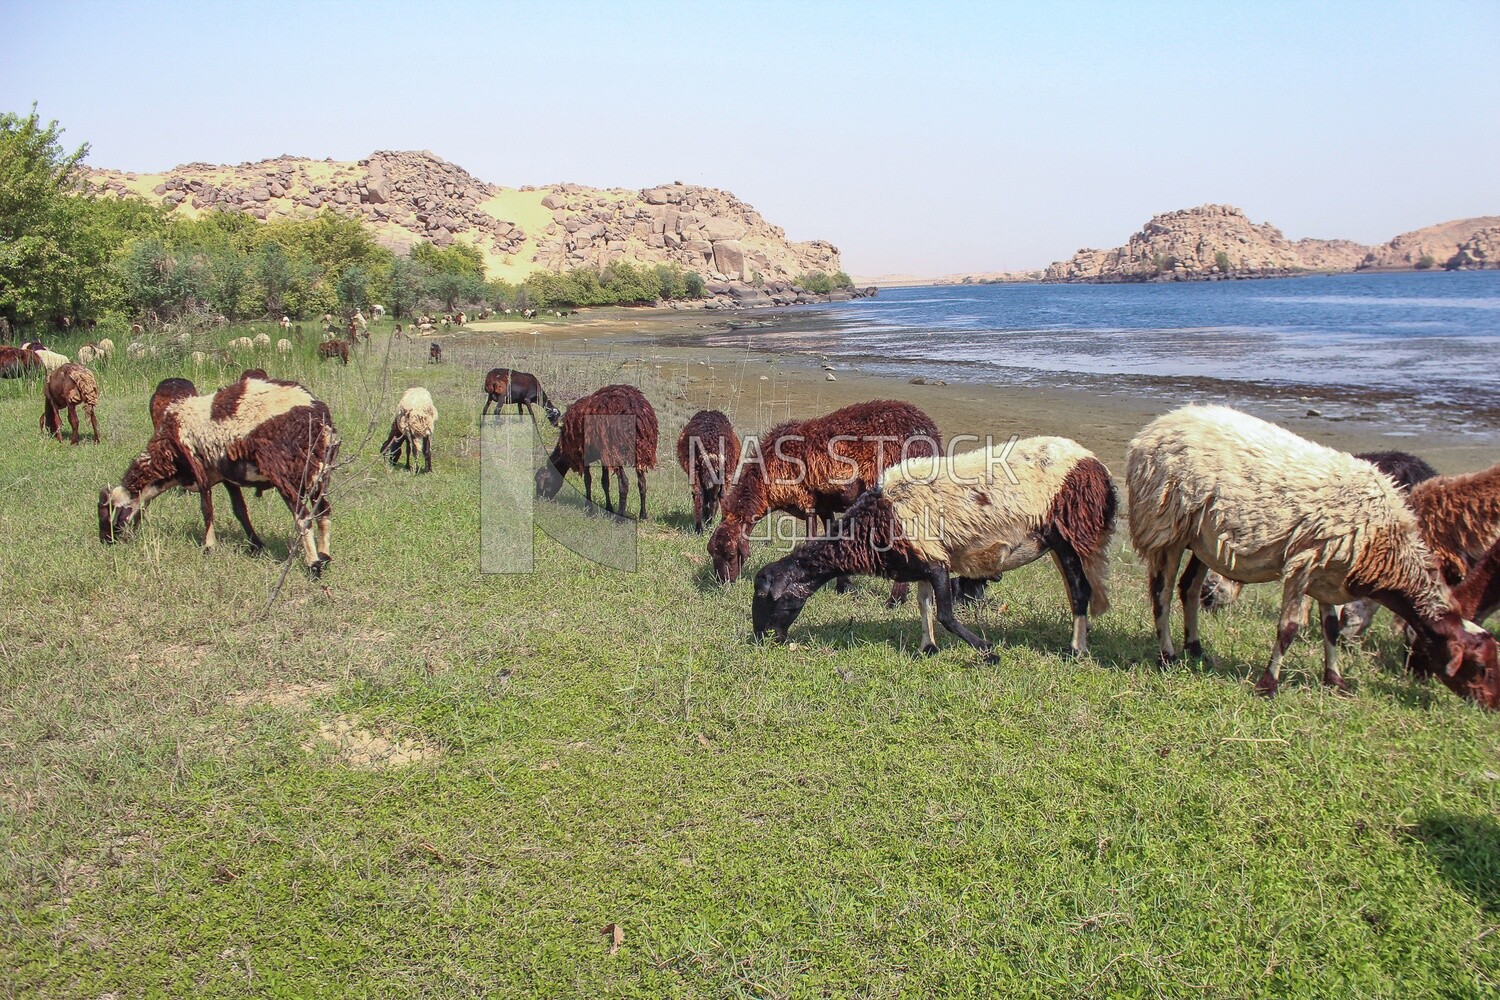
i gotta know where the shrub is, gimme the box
[1415,254,1436,270]
[1215,251,1232,273]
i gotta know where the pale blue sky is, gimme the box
[3,0,1496,275]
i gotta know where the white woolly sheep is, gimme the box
[76,344,99,364]
[371,304,385,321]
[1126,404,1498,706]
[126,342,148,360]
[230,336,253,352]
[754,438,1118,659]
[381,387,437,473]
[191,350,207,366]
[276,338,292,355]
[96,338,115,359]
[252,333,271,350]
[33,348,69,372]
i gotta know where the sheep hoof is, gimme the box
[1253,672,1279,697]
[1185,641,1204,659]
[920,643,939,657]
[1157,652,1179,666]
[1323,669,1352,695]
[981,649,999,665]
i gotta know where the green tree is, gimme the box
[1214,251,1232,273]
[383,255,427,318]
[683,271,705,298]
[336,264,370,315]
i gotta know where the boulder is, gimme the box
[713,240,747,280]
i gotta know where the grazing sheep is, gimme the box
[20,340,46,352]
[1406,462,1500,586]
[100,376,339,576]
[677,409,741,534]
[429,341,442,364]
[126,342,148,360]
[753,438,1117,659]
[41,363,100,443]
[96,338,114,359]
[371,304,385,322]
[1126,404,1498,705]
[279,315,291,332]
[252,332,271,350]
[1199,449,1438,614]
[318,338,350,364]
[191,350,207,366]
[0,346,41,378]
[481,368,559,424]
[381,387,437,473]
[76,344,100,364]
[535,384,658,519]
[32,348,68,372]
[229,336,253,353]
[709,400,940,587]
[276,338,292,355]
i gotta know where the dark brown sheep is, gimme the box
[676,409,740,534]
[41,363,100,443]
[0,346,41,378]
[101,376,339,576]
[482,368,559,425]
[318,338,350,364]
[535,384,658,520]
[708,400,940,586]
[1406,462,1500,586]
[1453,538,1500,626]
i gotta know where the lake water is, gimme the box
[697,271,1500,432]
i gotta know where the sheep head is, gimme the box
[544,403,562,427]
[1413,616,1500,710]
[752,558,815,642]
[534,460,566,499]
[98,485,141,543]
[708,517,751,583]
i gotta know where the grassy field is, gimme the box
[2,322,1499,997]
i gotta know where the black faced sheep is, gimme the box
[753,438,1117,659]
[535,384,658,520]
[482,368,559,425]
[1126,404,1497,707]
[41,363,100,444]
[676,409,741,534]
[101,376,339,576]
[381,387,437,473]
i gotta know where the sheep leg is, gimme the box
[278,486,323,573]
[314,494,332,563]
[929,565,995,662]
[1319,601,1351,693]
[421,435,432,474]
[1148,547,1185,663]
[66,404,81,444]
[636,467,648,521]
[481,396,492,417]
[885,582,910,609]
[917,581,939,654]
[616,466,629,519]
[404,435,413,471]
[41,400,58,439]
[225,485,264,553]
[198,488,217,551]
[818,515,854,594]
[691,469,705,533]
[1051,542,1093,657]
[87,404,99,443]
[601,465,615,514]
[583,465,596,515]
[1257,573,1310,696]
[1177,554,1211,659]
[1338,599,1380,644]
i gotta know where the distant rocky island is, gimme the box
[1041,204,1499,283]
[84,151,843,298]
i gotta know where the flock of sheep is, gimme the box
[6,325,1498,711]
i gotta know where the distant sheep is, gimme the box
[535,384,658,519]
[318,338,350,364]
[1126,404,1497,706]
[76,344,100,364]
[371,304,385,321]
[0,346,42,378]
[753,438,1117,659]
[101,376,339,576]
[482,368,559,424]
[252,333,271,350]
[41,363,100,443]
[96,338,115,359]
[676,409,740,534]
[230,336,254,352]
[381,387,437,473]
[276,338,292,355]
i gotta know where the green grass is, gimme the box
[2,324,1499,997]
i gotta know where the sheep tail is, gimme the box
[1049,456,1118,616]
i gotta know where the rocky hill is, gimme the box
[83,150,841,285]
[1043,205,1373,282]
[1356,216,1500,271]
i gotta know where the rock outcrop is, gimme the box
[84,151,841,284]
[1443,226,1499,270]
[1044,205,1372,282]
[1357,216,1500,271]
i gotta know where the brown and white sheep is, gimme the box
[381,387,437,473]
[100,376,339,576]
[41,363,100,443]
[754,438,1117,659]
[709,400,941,587]
[482,368,559,424]
[535,384,658,519]
[1127,404,1498,706]
[676,409,741,534]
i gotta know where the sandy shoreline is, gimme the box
[464,306,1498,475]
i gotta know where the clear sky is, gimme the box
[3,0,1496,276]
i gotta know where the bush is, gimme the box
[796,271,834,294]
[1214,251,1232,273]
[1415,254,1436,270]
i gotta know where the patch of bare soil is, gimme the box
[303,714,441,769]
